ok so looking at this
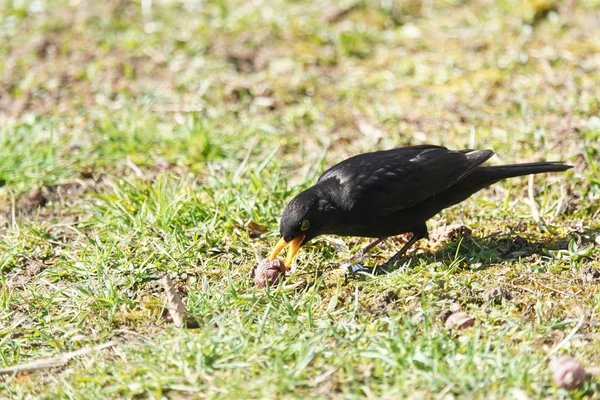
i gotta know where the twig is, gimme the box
[0,315,26,335]
[527,175,541,224]
[233,135,260,183]
[547,311,586,358]
[0,342,116,375]
[436,383,456,400]
[507,283,537,295]
[534,280,575,297]
[126,156,143,178]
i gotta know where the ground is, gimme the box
[1,0,599,398]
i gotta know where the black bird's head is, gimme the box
[269,188,329,267]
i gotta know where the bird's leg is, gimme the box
[351,227,427,275]
[338,237,387,272]
[355,237,387,261]
[385,231,426,267]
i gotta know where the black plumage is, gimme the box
[269,145,572,268]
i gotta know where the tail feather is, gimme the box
[479,162,572,181]
[425,161,572,211]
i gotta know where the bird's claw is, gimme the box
[338,254,366,274]
[344,262,387,276]
[347,263,366,274]
[349,262,395,276]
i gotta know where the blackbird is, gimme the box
[269,145,572,269]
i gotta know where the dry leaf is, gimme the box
[162,274,199,329]
[245,220,267,238]
[445,312,475,331]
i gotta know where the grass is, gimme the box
[1,0,600,398]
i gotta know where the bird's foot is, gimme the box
[332,237,388,273]
[338,255,366,274]
[343,261,390,276]
[334,254,391,276]
[347,257,410,276]
[345,262,367,274]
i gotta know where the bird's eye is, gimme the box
[301,219,310,231]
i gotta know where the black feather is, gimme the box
[277,145,573,254]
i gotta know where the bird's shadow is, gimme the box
[346,226,599,277]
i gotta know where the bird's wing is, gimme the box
[318,145,494,215]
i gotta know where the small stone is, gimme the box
[549,355,586,390]
[445,312,475,330]
[252,258,286,288]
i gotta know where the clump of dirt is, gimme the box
[209,33,275,74]
[17,182,82,212]
[484,286,513,304]
[17,187,49,210]
[25,259,45,276]
[226,46,272,73]
[367,289,398,312]
[429,224,472,244]
[495,235,532,257]
[6,258,53,288]
[15,179,102,214]
[581,265,600,284]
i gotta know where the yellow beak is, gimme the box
[269,236,305,267]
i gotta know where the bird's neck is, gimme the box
[305,179,352,236]
[309,179,354,224]
[315,178,352,210]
